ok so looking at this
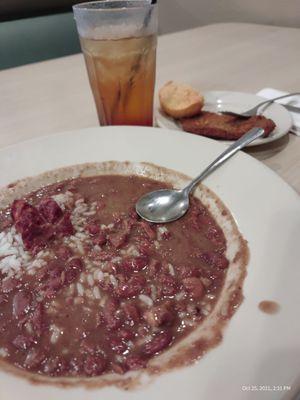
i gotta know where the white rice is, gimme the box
[168,263,175,276]
[154,240,160,249]
[87,274,95,286]
[0,225,51,277]
[187,304,196,314]
[74,297,84,305]
[94,269,104,281]
[206,293,216,300]
[68,283,75,296]
[109,275,118,287]
[175,291,185,301]
[111,256,122,263]
[25,322,33,334]
[83,211,96,216]
[202,307,211,316]
[52,191,74,210]
[50,325,62,344]
[150,285,157,300]
[75,232,88,240]
[77,282,84,296]
[120,245,139,257]
[0,348,8,358]
[85,289,93,299]
[115,355,123,363]
[157,226,169,240]
[76,242,84,255]
[93,286,101,299]
[75,198,84,205]
[139,294,153,307]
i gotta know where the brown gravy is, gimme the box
[0,174,230,379]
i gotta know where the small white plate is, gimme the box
[0,126,299,399]
[156,91,292,146]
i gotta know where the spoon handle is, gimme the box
[184,127,265,194]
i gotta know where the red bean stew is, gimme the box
[0,175,229,377]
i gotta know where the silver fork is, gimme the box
[220,92,300,118]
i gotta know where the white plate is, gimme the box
[0,126,299,400]
[156,91,292,146]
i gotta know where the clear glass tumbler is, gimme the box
[73,1,158,126]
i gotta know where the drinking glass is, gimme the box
[73,0,158,126]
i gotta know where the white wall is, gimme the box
[158,0,300,34]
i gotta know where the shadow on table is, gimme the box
[244,133,290,161]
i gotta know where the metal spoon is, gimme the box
[136,127,265,223]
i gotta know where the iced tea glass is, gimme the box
[73,1,158,126]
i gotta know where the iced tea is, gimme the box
[80,34,156,126]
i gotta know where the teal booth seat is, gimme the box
[0,12,81,70]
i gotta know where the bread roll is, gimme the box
[159,81,204,119]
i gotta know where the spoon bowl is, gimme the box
[136,127,265,223]
[136,188,189,223]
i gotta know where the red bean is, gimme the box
[0,294,7,305]
[142,331,172,356]
[11,199,28,221]
[147,259,161,277]
[117,328,135,341]
[137,241,152,256]
[94,250,114,261]
[24,349,46,369]
[116,275,146,298]
[12,335,33,350]
[122,303,140,324]
[111,337,128,354]
[2,277,19,293]
[43,357,60,375]
[111,362,127,374]
[92,231,107,246]
[143,304,174,328]
[177,265,199,279]
[125,355,147,370]
[65,258,83,284]
[86,222,100,235]
[108,232,128,249]
[83,355,107,376]
[43,357,67,375]
[201,251,229,269]
[96,200,106,211]
[102,299,122,330]
[158,274,178,296]
[120,255,149,273]
[56,245,73,260]
[182,277,205,299]
[140,221,157,240]
[205,226,225,246]
[12,290,31,319]
[30,303,45,336]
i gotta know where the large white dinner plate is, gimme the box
[0,126,299,400]
[156,91,292,146]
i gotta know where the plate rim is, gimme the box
[0,125,298,199]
